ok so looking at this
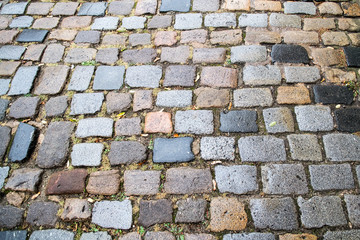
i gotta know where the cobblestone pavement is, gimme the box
[0,0,360,239]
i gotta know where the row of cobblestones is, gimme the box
[0,0,360,239]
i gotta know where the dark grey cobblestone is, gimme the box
[45,96,68,117]
[8,123,36,163]
[0,205,24,228]
[153,137,194,163]
[9,97,39,119]
[108,141,147,165]
[5,168,43,192]
[26,201,59,227]
[175,198,206,223]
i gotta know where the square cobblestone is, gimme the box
[108,141,147,165]
[9,97,39,119]
[70,93,104,115]
[263,107,294,133]
[34,65,69,95]
[148,15,172,29]
[200,137,235,160]
[106,92,132,114]
[175,198,206,223]
[220,110,258,133]
[75,31,101,44]
[238,13,268,27]
[76,118,113,138]
[215,165,258,194]
[234,88,273,107]
[124,170,160,195]
[153,137,194,163]
[324,230,360,240]
[27,2,54,15]
[23,44,46,61]
[163,65,195,87]
[91,17,119,30]
[201,66,238,88]
[68,66,94,91]
[0,45,26,60]
[1,2,28,15]
[93,66,125,90]
[122,48,156,64]
[323,133,360,161]
[45,96,68,117]
[138,199,172,227]
[345,195,360,227]
[133,90,153,112]
[231,45,267,63]
[125,65,162,88]
[287,134,322,161]
[295,105,334,132]
[144,112,172,133]
[205,13,236,27]
[121,16,146,29]
[115,117,141,136]
[175,110,214,134]
[8,66,38,96]
[243,65,281,85]
[174,13,202,30]
[108,1,134,15]
[16,29,48,43]
[92,200,132,229]
[26,202,59,227]
[78,2,107,16]
[52,2,79,15]
[129,33,151,46]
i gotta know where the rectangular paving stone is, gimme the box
[27,2,54,15]
[298,196,347,228]
[160,0,191,12]
[210,29,242,45]
[303,18,336,31]
[34,65,69,95]
[9,16,33,28]
[243,65,281,85]
[153,137,194,163]
[284,66,320,83]
[180,29,207,44]
[75,118,113,138]
[91,200,132,229]
[263,107,294,133]
[96,47,120,64]
[0,61,20,76]
[161,46,190,63]
[277,84,311,105]
[121,16,146,29]
[0,45,25,60]
[309,164,355,191]
[68,66,94,91]
[70,93,104,115]
[271,44,309,63]
[233,88,273,107]
[283,31,319,45]
[324,230,360,240]
[164,65,195,87]
[0,2,28,15]
[138,199,173,227]
[156,90,192,107]
[175,110,214,134]
[344,47,360,67]
[129,33,151,46]
[245,30,281,44]
[195,87,229,108]
[125,65,162,88]
[91,17,119,30]
[204,13,236,27]
[5,168,43,192]
[7,66,38,96]
[108,1,134,15]
[314,85,353,105]
[174,13,202,30]
[30,230,74,240]
[61,199,91,221]
[0,126,11,160]
[201,137,235,160]
[164,167,212,194]
[200,66,237,88]
[61,16,92,28]
[287,134,322,161]
[220,110,258,133]
[46,169,87,195]
[45,96,68,117]
[231,45,267,63]
[262,164,308,195]
[0,205,24,229]
[122,48,156,64]
[345,195,360,227]
[223,233,275,240]
[148,15,172,29]
[115,117,141,136]
[78,2,107,16]
[36,122,74,168]
[193,48,226,64]
[0,30,19,44]
[269,13,301,28]
[86,170,120,195]
[284,2,316,15]
[238,14,268,27]
[52,2,79,15]
[71,143,103,167]
[124,170,160,195]
[250,197,298,230]
[215,165,258,194]
[238,136,286,162]
[106,92,131,114]
[335,108,360,133]
[9,97,40,119]
[41,44,64,63]
[0,231,27,240]
[176,198,206,223]
[323,133,360,161]
[135,0,157,15]
[23,44,46,61]
[295,105,334,132]
[133,90,153,112]
[0,79,9,95]
[102,34,127,45]
[16,29,48,43]
[93,66,125,90]
[8,123,36,163]
[75,30,101,44]
[108,141,147,165]
[193,0,219,11]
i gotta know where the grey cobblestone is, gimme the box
[68,66,94,91]
[7,66,38,95]
[238,14,268,27]
[70,93,104,115]
[75,118,113,138]
[200,137,235,160]
[204,13,236,27]
[121,16,146,29]
[174,13,202,30]
[1,2,28,15]
[231,46,267,63]
[0,166,9,189]
[175,110,214,134]
[284,2,316,15]
[220,110,258,133]
[295,105,334,132]
[233,88,273,107]
[108,141,147,165]
[92,200,132,229]
[263,107,294,133]
[324,230,360,240]
[30,230,74,240]
[345,195,360,227]
[243,65,281,85]
[71,143,103,167]
[153,137,194,163]
[156,90,192,107]
[223,233,275,240]
[323,133,360,161]
[269,13,301,28]
[91,17,119,30]
[287,134,322,161]
[0,45,26,60]
[284,66,321,83]
[125,65,162,88]
[93,66,125,90]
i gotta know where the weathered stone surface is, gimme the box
[16,29,48,43]
[243,65,281,86]
[250,197,298,230]
[8,123,36,163]
[215,165,258,194]
[224,233,275,240]
[304,18,336,31]
[284,2,316,15]
[284,66,320,83]
[36,122,74,168]
[148,15,172,29]
[319,2,343,15]
[277,84,311,105]
[269,13,301,28]
[115,117,141,136]
[311,48,345,67]
[75,118,113,138]
[287,134,322,161]
[263,107,294,133]
[342,2,360,16]
[295,105,334,132]
[129,33,151,46]
[45,96,68,117]
[153,137,194,163]
[0,79,9,95]
[108,1,134,15]
[68,66,94,91]
[205,13,236,27]
[323,134,360,161]
[0,45,25,60]
[30,230,74,240]
[193,48,226,64]
[164,167,212,194]
[122,48,156,64]
[86,170,120,195]
[9,97,39,119]
[283,31,319,45]
[121,16,146,29]
[78,2,107,16]
[0,127,11,160]
[125,65,162,88]
[271,44,309,63]
[1,2,28,15]
[314,85,353,105]
[344,46,360,67]
[238,136,286,162]
[193,0,219,11]
[27,2,54,15]
[6,192,25,207]
[175,110,214,134]
[135,0,157,15]
[108,141,147,165]
[124,170,160,195]
[231,45,267,63]
[41,44,64,63]
[65,48,96,64]
[160,0,190,12]
[298,196,347,228]
[26,201,59,227]
[61,199,91,221]
[92,200,132,229]
[279,234,316,240]
[220,110,258,133]
[46,169,87,195]
[335,108,360,132]
[0,61,20,76]
[195,88,229,108]
[0,231,27,240]
[164,65,196,87]
[70,93,104,115]
[210,197,247,232]
[0,205,24,228]
[185,234,216,240]
[234,88,273,107]
[35,65,69,95]
[262,164,308,194]
[245,30,281,44]
[23,44,46,61]
[0,30,19,44]
[33,17,59,30]
[309,164,354,191]
[161,46,190,63]
[345,195,360,227]
[144,232,175,240]
[322,32,350,46]
[5,168,43,192]
[144,112,172,133]
[93,66,124,90]
[0,166,9,189]
[106,92,132,114]
[52,2,79,15]
[175,198,206,223]
[91,17,119,30]
[10,16,33,28]
[181,29,207,44]
[80,232,112,240]
[138,199,172,227]
[324,230,360,240]
[156,90,192,107]
[201,137,235,160]
[239,13,267,27]
[210,29,242,45]
[155,31,177,46]
[71,143,103,167]
[223,0,250,10]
